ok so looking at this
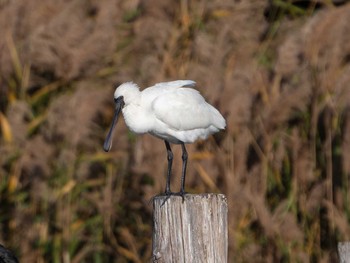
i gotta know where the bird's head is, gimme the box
[103,82,140,152]
[114,82,140,105]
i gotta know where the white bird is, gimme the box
[104,80,226,197]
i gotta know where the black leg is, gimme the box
[164,140,173,194]
[179,143,188,195]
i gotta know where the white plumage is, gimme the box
[104,80,226,196]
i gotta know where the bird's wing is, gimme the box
[154,80,196,89]
[152,88,218,131]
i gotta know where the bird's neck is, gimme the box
[122,104,150,134]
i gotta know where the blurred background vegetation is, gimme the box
[0,0,350,262]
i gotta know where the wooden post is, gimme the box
[152,193,228,263]
[338,242,350,263]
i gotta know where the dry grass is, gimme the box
[0,0,350,262]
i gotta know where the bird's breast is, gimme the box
[122,105,152,134]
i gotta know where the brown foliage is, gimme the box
[0,0,350,262]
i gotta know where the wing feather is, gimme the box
[152,88,220,131]
[154,80,196,89]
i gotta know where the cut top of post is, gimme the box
[152,194,228,263]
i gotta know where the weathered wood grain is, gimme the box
[152,194,228,263]
[338,242,350,263]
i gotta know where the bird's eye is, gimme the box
[114,96,122,103]
[114,96,125,107]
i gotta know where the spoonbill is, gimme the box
[104,80,226,197]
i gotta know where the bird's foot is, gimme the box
[177,190,187,203]
[148,191,173,205]
[162,191,187,205]
[150,191,187,206]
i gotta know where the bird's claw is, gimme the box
[149,191,188,206]
[161,191,187,206]
[176,191,187,202]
